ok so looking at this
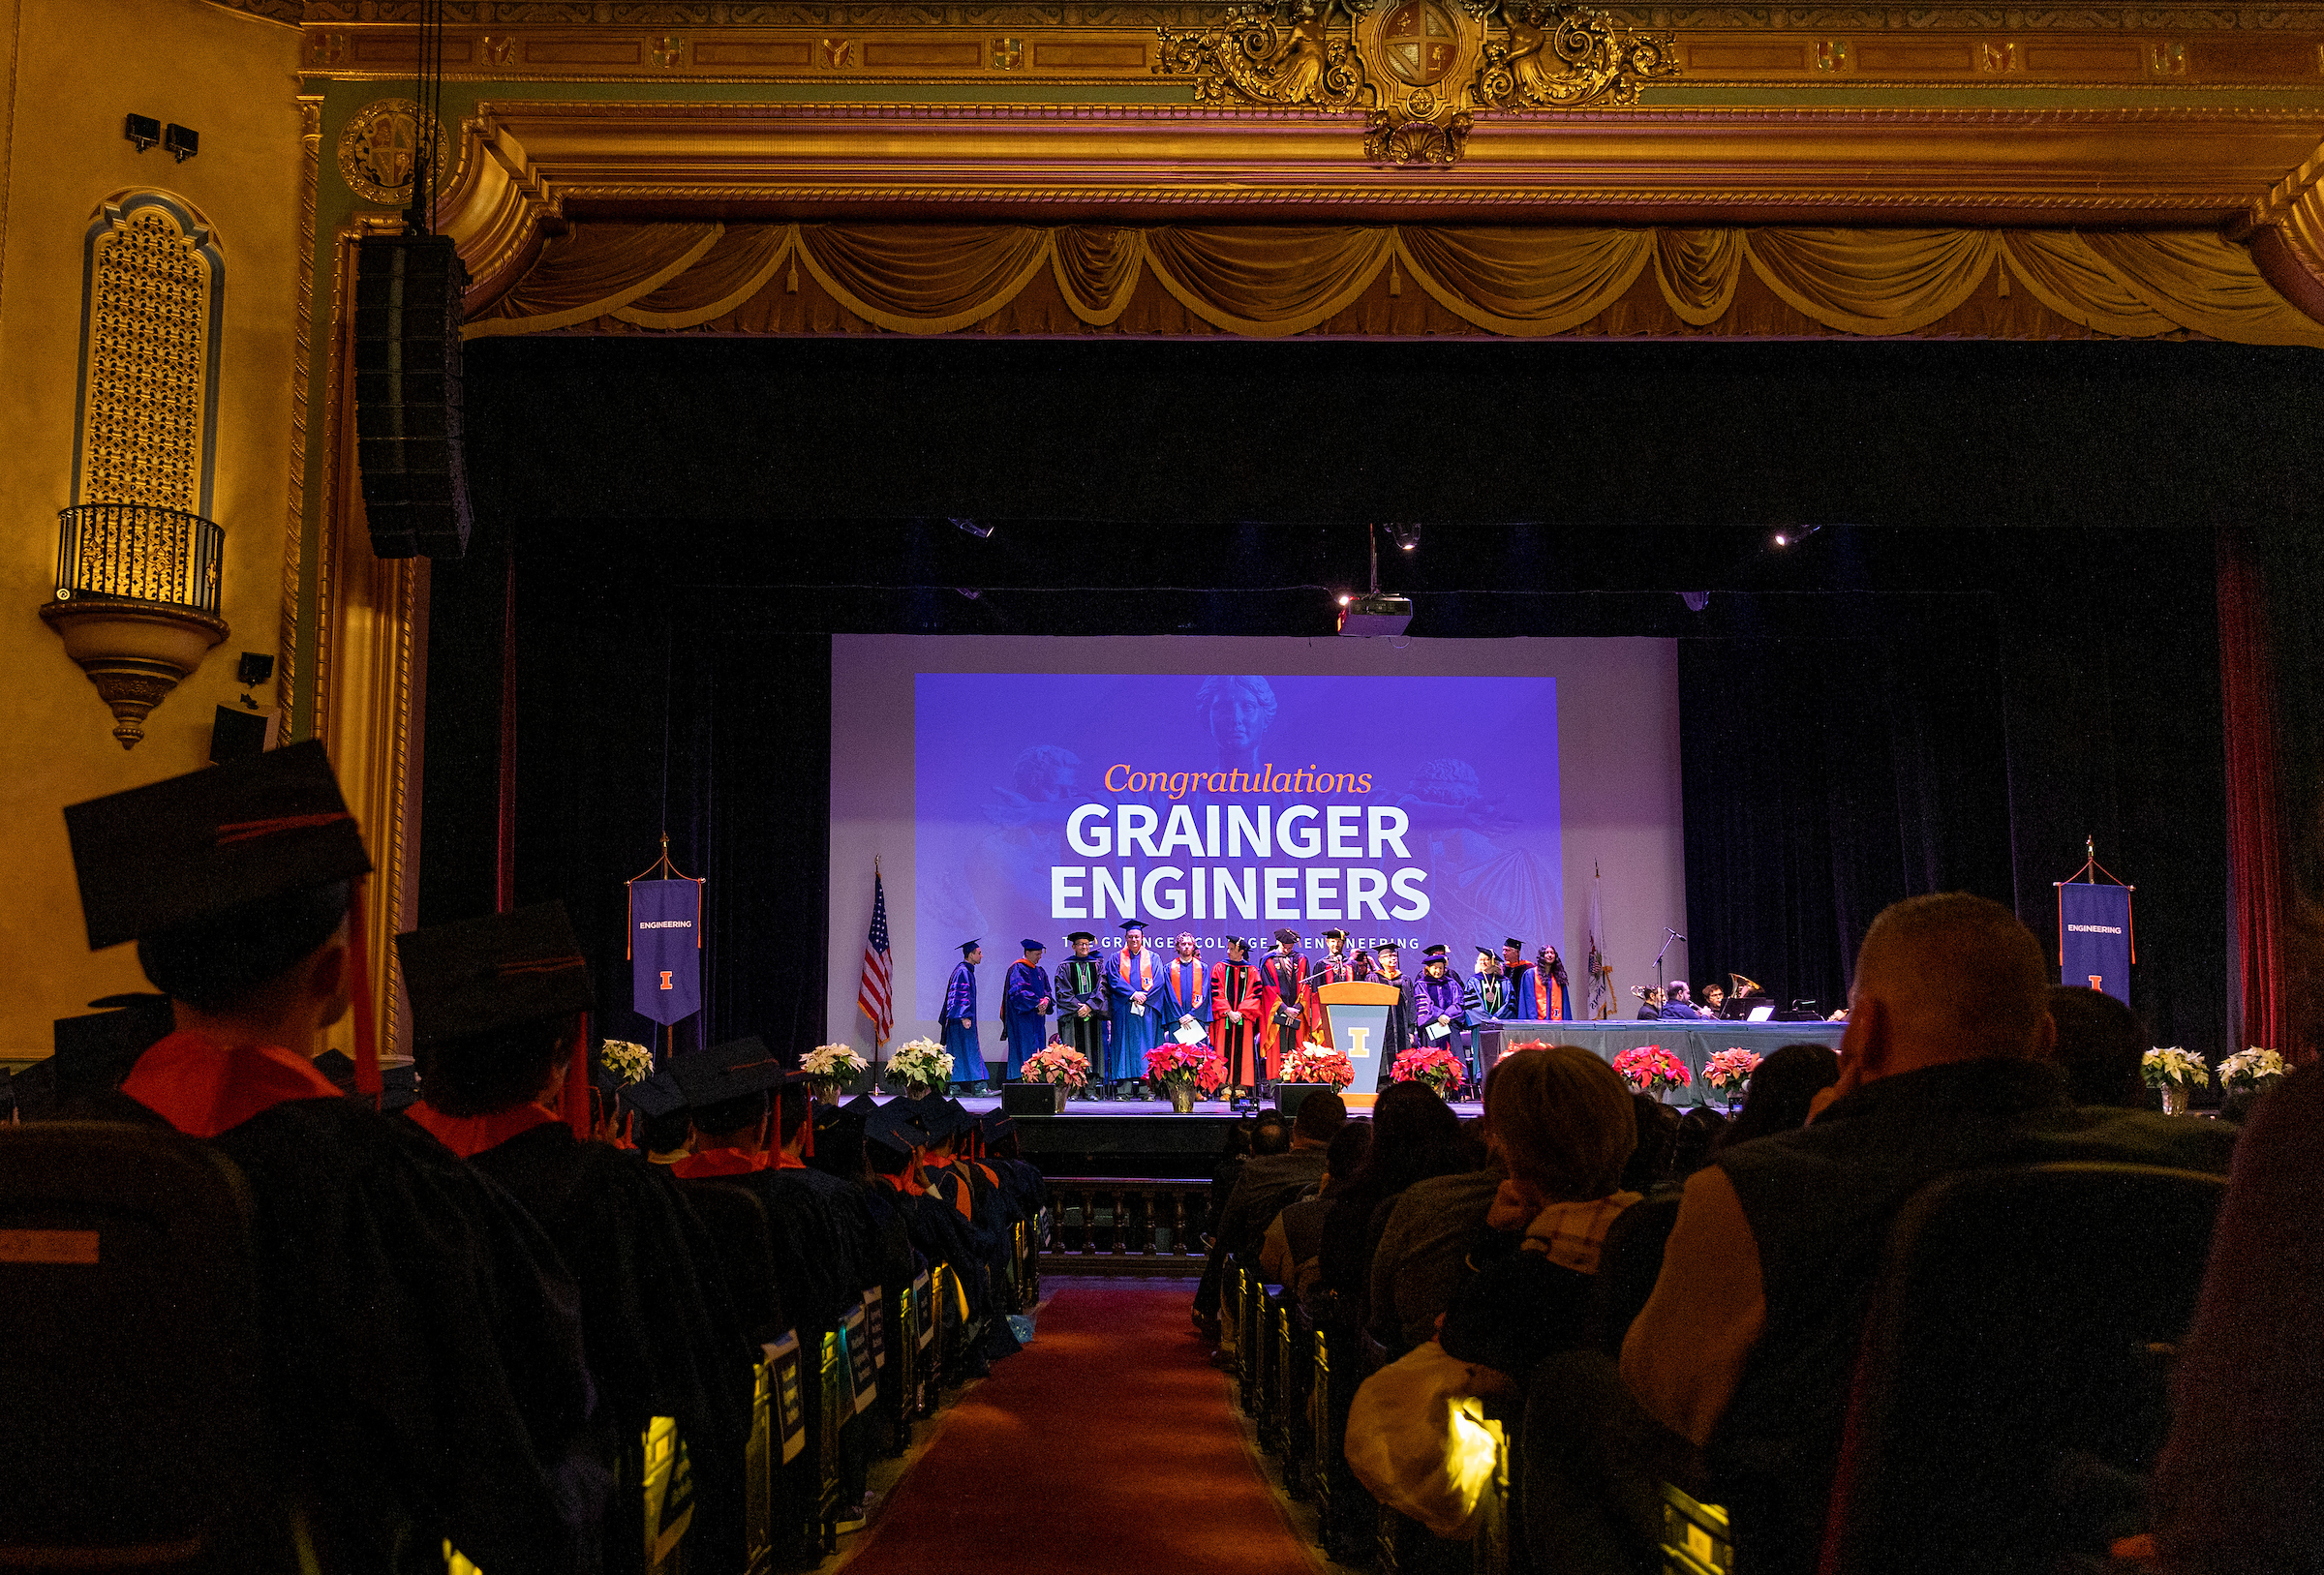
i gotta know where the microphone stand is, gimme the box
[1655,928,1688,997]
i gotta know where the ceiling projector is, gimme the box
[1336,592,1413,637]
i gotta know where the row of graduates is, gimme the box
[979,924,1576,1094]
[43,741,1038,1574]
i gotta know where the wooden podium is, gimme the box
[1316,981,1402,1106]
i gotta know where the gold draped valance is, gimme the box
[466,222,2324,347]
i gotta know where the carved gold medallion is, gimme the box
[1157,0,1676,166]
[337,98,448,207]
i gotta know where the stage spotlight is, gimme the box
[1772,532,1789,547]
[951,518,993,538]
[1337,593,1353,606]
[1389,524,1422,553]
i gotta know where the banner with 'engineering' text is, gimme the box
[631,878,702,1025]
[2059,881,2132,1005]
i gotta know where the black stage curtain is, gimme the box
[1678,530,2228,1049]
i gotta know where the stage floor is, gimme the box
[945,1094,1484,1118]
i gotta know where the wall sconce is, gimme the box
[124,114,160,153]
[163,124,199,163]
[40,503,229,749]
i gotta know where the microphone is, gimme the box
[1666,929,1688,942]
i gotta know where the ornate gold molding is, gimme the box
[293,15,2324,86]
[425,100,2324,315]
[2237,135,2324,317]
[281,94,321,737]
[1155,0,1676,164]
[314,215,424,1065]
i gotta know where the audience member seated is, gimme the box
[2043,984,2148,1108]
[1261,1116,1372,1316]
[1439,1045,1640,1377]
[1620,893,2237,1575]
[1218,1093,1349,1270]
[1713,1043,1840,1152]
[59,743,605,1575]
[2151,1063,2322,1575]
[1620,1093,1681,1194]
[1362,1053,1519,1354]
[399,902,754,1575]
[1319,1080,1481,1333]
[1671,1106,1728,1177]
[1193,1114,1276,1336]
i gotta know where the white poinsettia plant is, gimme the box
[597,1040,653,1085]
[802,1043,869,1079]
[2217,1046,2286,1090]
[885,1038,955,1089]
[2140,1046,2211,1089]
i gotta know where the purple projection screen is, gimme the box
[910,673,1562,1005]
[827,636,1684,1049]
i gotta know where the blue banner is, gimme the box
[2059,882,2132,1004]
[631,878,702,1025]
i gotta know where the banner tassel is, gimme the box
[350,877,382,1102]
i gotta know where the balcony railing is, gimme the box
[54,502,223,615]
[1043,1176,1212,1266]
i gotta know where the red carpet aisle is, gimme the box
[842,1281,1320,1575]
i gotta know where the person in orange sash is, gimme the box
[1258,927,1308,1087]
[1210,936,1265,1094]
[60,742,603,1575]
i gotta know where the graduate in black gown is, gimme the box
[61,742,605,1575]
[396,903,756,1575]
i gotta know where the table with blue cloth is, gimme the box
[1479,1020,1847,1106]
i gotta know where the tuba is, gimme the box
[1729,973,1763,999]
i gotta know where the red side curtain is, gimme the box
[2217,529,2290,1059]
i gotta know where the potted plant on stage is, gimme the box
[885,1037,955,1100]
[1145,1042,1229,1114]
[1389,1045,1468,1103]
[2142,1045,2211,1116]
[1701,1047,1762,1113]
[2217,1046,2285,1099]
[802,1042,870,1102]
[1278,1043,1356,1122]
[1014,1040,1091,1114]
[1612,1044,1693,1102]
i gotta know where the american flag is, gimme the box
[858,868,894,1045]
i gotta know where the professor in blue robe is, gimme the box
[1105,920,1164,1090]
[940,940,982,1086]
[1001,940,1052,1079]
[1158,931,1213,1047]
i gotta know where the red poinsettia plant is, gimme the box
[1145,1042,1229,1096]
[1280,1043,1356,1089]
[1612,1044,1693,1096]
[1701,1047,1761,1104]
[1390,1045,1468,1100]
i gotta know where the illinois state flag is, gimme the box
[631,878,702,1024]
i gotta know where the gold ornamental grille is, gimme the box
[54,502,223,614]
[78,205,210,513]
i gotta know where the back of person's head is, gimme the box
[1342,1079,1465,1199]
[638,1107,693,1157]
[1720,1043,1841,1148]
[775,1084,811,1146]
[809,1117,871,1180]
[1292,1090,1348,1144]
[1621,1093,1682,1192]
[1221,1117,1255,1159]
[693,1090,768,1144]
[1251,1115,1293,1156]
[1850,892,2051,1070]
[1673,1106,1729,1177]
[1667,981,1693,1004]
[990,1129,1023,1160]
[1322,1118,1373,1193]
[1484,1045,1636,1202]
[413,1012,576,1118]
[2044,985,2146,1107]
[136,879,352,1014]
[866,1135,911,1176]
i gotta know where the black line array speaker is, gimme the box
[353,233,472,560]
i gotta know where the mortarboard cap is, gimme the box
[1066,930,1095,943]
[1422,944,1449,958]
[863,1101,929,1155]
[1117,920,1144,933]
[958,939,981,957]
[1021,939,1046,953]
[620,1069,687,1122]
[397,902,594,1047]
[1376,941,1399,953]
[1273,928,1301,945]
[1504,937,1524,951]
[64,740,372,952]
[51,994,175,1103]
[671,1037,786,1108]
[977,1110,1016,1141]
[1322,928,1346,941]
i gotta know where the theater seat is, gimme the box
[0,1122,306,1573]
[1819,1163,2226,1575]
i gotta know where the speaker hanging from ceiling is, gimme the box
[354,0,470,560]
[353,233,471,560]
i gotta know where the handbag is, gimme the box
[1344,1340,1503,1539]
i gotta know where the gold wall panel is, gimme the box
[76,199,216,515]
